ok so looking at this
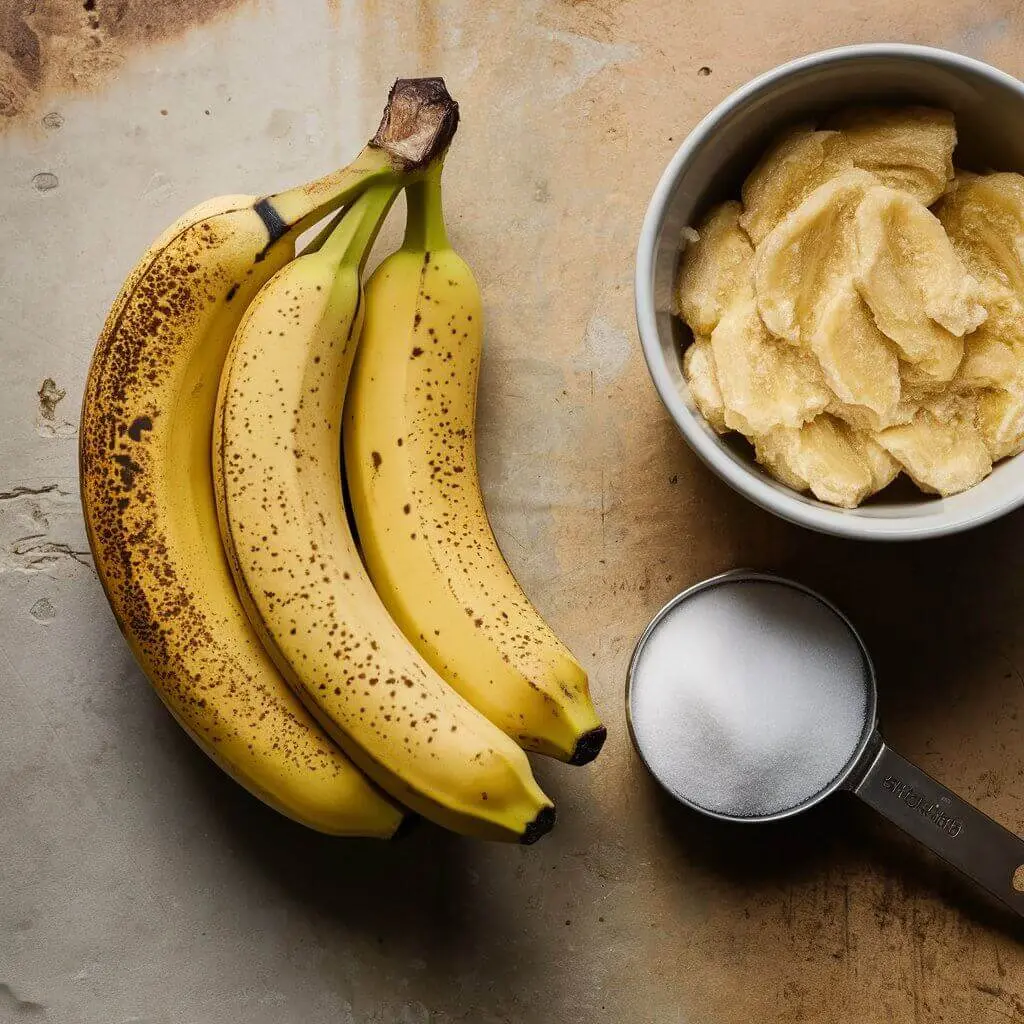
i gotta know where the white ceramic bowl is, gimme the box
[635,44,1024,541]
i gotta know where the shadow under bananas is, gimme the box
[154,714,484,959]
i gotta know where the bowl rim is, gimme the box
[635,42,1024,541]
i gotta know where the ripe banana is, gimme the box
[343,162,605,764]
[214,185,556,844]
[80,78,457,835]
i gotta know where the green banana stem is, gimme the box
[319,184,401,273]
[268,147,396,236]
[402,159,450,253]
[299,206,350,257]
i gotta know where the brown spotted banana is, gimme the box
[343,160,605,764]
[79,79,458,835]
[213,180,556,844]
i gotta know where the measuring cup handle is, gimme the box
[852,739,1024,917]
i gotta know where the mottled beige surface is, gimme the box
[1,1,1023,1021]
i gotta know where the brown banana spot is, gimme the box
[127,415,153,441]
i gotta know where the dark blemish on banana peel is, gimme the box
[112,453,143,490]
[127,415,153,441]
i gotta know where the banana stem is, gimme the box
[299,206,350,257]
[319,184,401,273]
[268,147,396,235]
[264,78,459,237]
[402,160,450,253]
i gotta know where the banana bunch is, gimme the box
[80,78,603,844]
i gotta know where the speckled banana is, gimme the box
[343,162,606,764]
[79,79,458,835]
[214,183,556,844]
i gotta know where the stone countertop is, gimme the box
[1,2,1022,1021]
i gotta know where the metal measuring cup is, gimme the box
[626,570,1024,916]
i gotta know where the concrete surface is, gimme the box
[1,1,1023,1021]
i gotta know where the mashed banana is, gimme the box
[677,106,1024,507]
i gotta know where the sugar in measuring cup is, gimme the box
[627,571,1024,915]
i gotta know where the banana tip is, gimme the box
[568,725,608,767]
[520,806,556,845]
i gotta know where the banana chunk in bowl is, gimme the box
[676,103,1024,508]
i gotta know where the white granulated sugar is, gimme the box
[629,580,870,817]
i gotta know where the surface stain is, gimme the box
[0,484,64,501]
[29,596,56,622]
[544,29,638,102]
[31,170,58,191]
[0,0,253,128]
[958,17,1009,57]
[5,538,93,573]
[560,0,624,44]
[973,981,1024,1017]
[0,484,92,575]
[0,3,40,85]
[36,377,76,438]
[265,107,296,141]
[37,378,65,420]
[0,982,45,1016]
[416,0,439,73]
[581,312,631,388]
